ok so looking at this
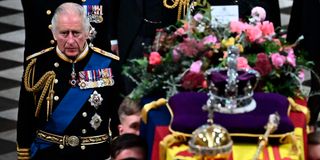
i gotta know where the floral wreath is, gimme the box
[122,4,313,101]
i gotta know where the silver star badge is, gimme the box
[88,90,103,109]
[90,113,102,130]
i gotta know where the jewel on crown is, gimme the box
[205,45,260,114]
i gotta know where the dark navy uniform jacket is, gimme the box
[17,46,121,160]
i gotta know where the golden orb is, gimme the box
[188,124,233,159]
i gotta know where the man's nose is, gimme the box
[66,33,76,43]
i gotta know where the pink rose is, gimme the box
[237,57,250,70]
[202,35,217,45]
[256,37,266,44]
[175,39,199,57]
[175,28,185,36]
[148,52,162,65]
[259,21,275,36]
[245,25,262,42]
[298,70,305,81]
[193,13,203,22]
[251,6,266,22]
[183,22,189,31]
[270,53,286,69]
[281,34,287,39]
[230,20,246,34]
[172,49,181,62]
[196,41,206,51]
[190,60,203,73]
[285,48,296,67]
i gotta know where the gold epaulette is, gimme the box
[90,46,120,61]
[26,47,54,61]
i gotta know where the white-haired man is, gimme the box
[17,3,121,160]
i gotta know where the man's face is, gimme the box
[53,13,88,57]
[115,147,145,160]
[118,113,141,135]
[308,144,320,160]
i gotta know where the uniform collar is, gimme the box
[56,44,89,63]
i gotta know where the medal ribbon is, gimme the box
[31,52,111,157]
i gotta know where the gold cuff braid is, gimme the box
[16,146,30,160]
[24,58,56,120]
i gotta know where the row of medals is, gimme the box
[69,68,114,89]
[69,69,110,130]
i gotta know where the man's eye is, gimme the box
[73,32,80,37]
[61,32,68,37]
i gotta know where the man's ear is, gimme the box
[118,124,123,135]
[50,27,57,40]
[52,33,57,41]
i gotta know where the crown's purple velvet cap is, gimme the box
[168,92,294,135]
[210,70,258,95]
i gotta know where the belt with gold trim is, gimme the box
[36,130,108,148]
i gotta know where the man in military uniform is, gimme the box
[21,0,114,60]
[17,3,121,159]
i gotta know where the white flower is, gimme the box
[251,6,266,22]
[197,23,205,32]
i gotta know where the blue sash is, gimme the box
[31,52,111,157]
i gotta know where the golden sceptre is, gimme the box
[252,112,280,160]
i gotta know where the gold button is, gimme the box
[81,145,86,150]
[82,129,87,134]
[50,40,55,44]
[54,96,59,101]
[54,79,58,84]
[59,145,64,149]
[48,24,52,29]
[82,0,86,2]
[82,112,87,117]
[54,62,59,68]
[46,10,52,15]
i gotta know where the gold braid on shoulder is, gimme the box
[24,58,56,121]
[163,0,190,20]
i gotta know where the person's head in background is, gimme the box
[308,131,320,160]
[110,133,147,160]
[118,97,141,135]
